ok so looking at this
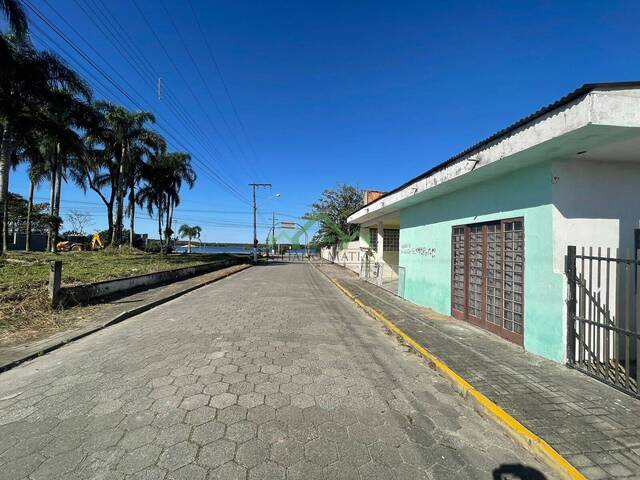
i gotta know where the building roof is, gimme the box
[351,81,640,218]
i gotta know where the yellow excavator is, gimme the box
[56,232,104,252]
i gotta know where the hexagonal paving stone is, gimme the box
[319,422,349,443]
[192,420,225,445]
[257,421,288,444]
[264,392,290,408]
[305,438,338,466]
[238,392,265,408]
[166,463,207,480]
[279,383,302,395]
[235,438,268,468]
[229,381,254,395]
[225,420,257,443]
[209,461,247,480]
[287,460,323,480]
[218,405,248,425]
[368,441,403,467]
[198,439,235,468]
[247,404,276,425]
[210,393,237,409]
[158,441,198,471]
[347,422,378,445]
[128,466,167,480]
[324,461,360,480]
[204,382,230,396]
[337,439,371,467]
[217,364,239,374]
[153,410,186,428]
[156,423,192,447]
[117,444,162,474]
[223,373,246,384]
[275,406,303,425]
[248,461,286,480]
[292,374,313,385]
[185,406,218,426]
[149,385,178,399]
[180,394,210,411]
[291,393,315,409]
[288,422,319,444]
[119,425,159,451]
[359,461,396,480]
[270,438,303,466]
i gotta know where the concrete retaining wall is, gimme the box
[59,258,247,306]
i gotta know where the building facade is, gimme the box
[347,83,640,363]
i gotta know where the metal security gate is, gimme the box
[451,218,524,345]
[565,246,639,398]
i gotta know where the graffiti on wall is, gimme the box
[401,243,436,258]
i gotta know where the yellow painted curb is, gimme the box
[328,276,585,480]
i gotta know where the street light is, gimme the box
[249,183,272,262]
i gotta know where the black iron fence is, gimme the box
[565,245,639,398]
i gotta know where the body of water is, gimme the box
[174,245,251,254]
[174,245,317,255]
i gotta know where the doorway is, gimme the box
[450,218,524,345]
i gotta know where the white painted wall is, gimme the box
[551,158,640,272]
[321,240,363,274]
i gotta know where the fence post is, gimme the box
[565,246,577,364]
[48,260,62,307]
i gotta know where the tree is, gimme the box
[1,0,26,36]
[136,151,196,253]
[89,103,164,247]
[307,184,363,248]
[66,209,92,235]
[0,34,90,253]
[178,224,201,253]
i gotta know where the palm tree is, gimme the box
[178,224,201,253]
[1,0,27,36]
[0,35,89,253]
[137,151,196,253]
[92,103,164,247]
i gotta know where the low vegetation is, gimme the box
[0,250,234,346]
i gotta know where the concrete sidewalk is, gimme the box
[315,262,640,480]
[0,263,251,373]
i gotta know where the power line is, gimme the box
[25,1,251,206]
[158,0,261,182]
[129,0,255,186]
[45,0,251,204]
[186,0,267,180]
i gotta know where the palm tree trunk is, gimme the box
[25,178,34,251]
[128,183,135,248]
[53,157,62,247]
[0,124,13,255]
[158,204,164,253]
[47,151,57,252]
[113,144,126,247]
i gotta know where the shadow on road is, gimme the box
[493,463,547,480]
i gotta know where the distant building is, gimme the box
[8,232,48,251]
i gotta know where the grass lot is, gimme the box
[0,250,237,346]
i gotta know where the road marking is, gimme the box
[326,274,585,480]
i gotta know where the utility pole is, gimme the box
[272,212,276,255]
[249,183,271,262]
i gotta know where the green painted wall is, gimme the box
[399,161,565,362]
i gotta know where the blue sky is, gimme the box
[8,0,640,242]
